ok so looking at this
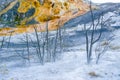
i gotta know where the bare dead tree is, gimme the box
[58,26,63,53]
[52,20,64,61]
[33,26,43,64]
[84,1,113,64]
[14,48,31,65]
[28,32,45,64]
[45,22,50,61]
[0,36,5,48]
[7,31,13,48]
[95,36,114,64]
[84,1,104,64]
[84,17,103,64]
[14,33,32,65]
[13,20,64,64]
[25,32,30,64]
[52,26,59,62]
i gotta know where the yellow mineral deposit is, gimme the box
[0,0,90,36]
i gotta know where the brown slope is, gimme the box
[0,0,90,36]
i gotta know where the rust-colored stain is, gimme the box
[0,0,90,36]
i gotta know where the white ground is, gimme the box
[0,47,120,80]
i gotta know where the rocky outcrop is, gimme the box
[0,0,90,36]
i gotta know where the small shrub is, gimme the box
[88,71,100,77]
[109,45,120,50]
